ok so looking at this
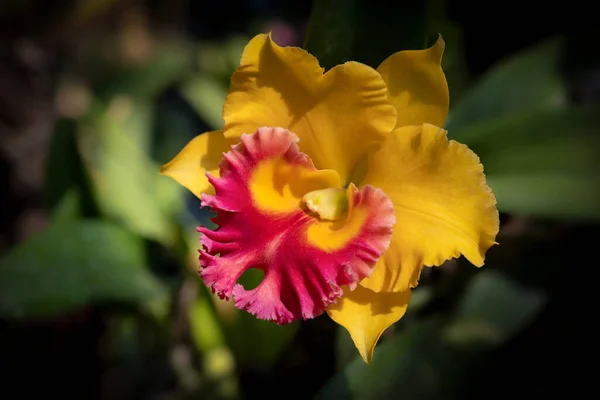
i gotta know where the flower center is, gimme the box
[198,127,396,325]
[302,188,348,221]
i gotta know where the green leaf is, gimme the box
[0,220,167,318]
[318,271,546,399]
[189,289,240,398]
[189,293,226,353]
[51,189,81,224]
[79,98,183,244]
[443,270,546,346]
[197,36,247,80]
[446,38,565,133]
[454,107,600,219]
[455,106,600,175]
[180,76,228,130]
[153,91,204,165]
[304,0,431,70]
[96,41,193,100]
[488,174,600,220]
[45,118,100,217]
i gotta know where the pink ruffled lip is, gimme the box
[198,127,395,325]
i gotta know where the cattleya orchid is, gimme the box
[161,33,499,363]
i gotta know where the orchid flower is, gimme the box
[161,34,499,363]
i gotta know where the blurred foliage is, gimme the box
[0,210,168,319]
[445,38,600,219]
[78,97,182,245]
[319,271,545,399]
[304,0,428,70]
[0,0,598,399]
[446,39,566,131]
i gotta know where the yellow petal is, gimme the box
[160,130,231,198]
[377,35,449,129]
[327,285,410,364]
[361,124,499,292]
[223,33,397,184]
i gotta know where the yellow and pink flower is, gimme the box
[161,33,499,363]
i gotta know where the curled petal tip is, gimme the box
[232,282,295,325]
[160,130,230,198]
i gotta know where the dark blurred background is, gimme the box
[0,1,598,399]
